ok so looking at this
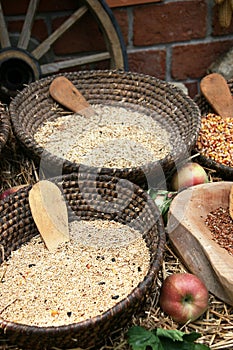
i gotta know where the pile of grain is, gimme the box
[34,104,171,168]
[0,219,150,327]
[205,206,233,256]
[196,113,233,167]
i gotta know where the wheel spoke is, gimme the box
[32,5,88,60]
[40,52,110,75]
[0,0,127,102]
[0,1,10,48]
[17,0,40,50]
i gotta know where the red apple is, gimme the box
[0,184,28,200]
[159,273,209,324]
[171,162,208,191]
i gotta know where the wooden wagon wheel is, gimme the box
[0,0,128,103]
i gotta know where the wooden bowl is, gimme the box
[167,181,233,306]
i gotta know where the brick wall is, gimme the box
[2,0,233,98]
[112,0,233,97]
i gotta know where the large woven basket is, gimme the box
[0,172,165,350]
[194,79,233,180]
[9,70,201,188]
[0,102,10,154]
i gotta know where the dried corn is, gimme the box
[196,113,233,167]
[218,0,232,28]
[215,0,225,4]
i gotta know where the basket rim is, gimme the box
[0,103,11,153]
[9,70,201,176]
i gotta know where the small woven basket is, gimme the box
[194,80,233,180]
[0,102,10,154]
[9,70,201,188]
[0,172,165,350]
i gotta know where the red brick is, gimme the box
[32,19,48,42]
[127,49,166,80]
[184,81,199,99]
[133,0,207,46]
[8,19,48,43]
[172,40,233,80]
[212,4,233,36]
[52,9,127,56]
[112,8,129,45]
[1,1,121,17]
[107,0,161,8]
[1,0,77,15]
[38,0,76,12]
[52,13,105,55]
[1,0,29,15]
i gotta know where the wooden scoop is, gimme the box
[49,76,95,117]
[200,73,233,118]
[29,180,69,251]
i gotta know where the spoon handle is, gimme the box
[200,73,233,118]
[49,76,95,117]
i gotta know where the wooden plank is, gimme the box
[18,0,40,49]
[41,52,110,75]
[0,1,10,48]
[106,0,162,7]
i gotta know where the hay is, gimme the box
[0,134,39,190]
[0,138,232,350]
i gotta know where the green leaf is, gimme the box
[193,343,210,350]
[156,328,185,342]
[147,189,177,224]
[127,326,211,350]
[183,332,202,342]
[159,337,194,350]
[159,338,210,350]
[127,326,161,350]
[182,332,210,349]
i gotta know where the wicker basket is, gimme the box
[0,102,10,154]
[0,172,165,350]
[194,80,233,180]
[9,70,201,188]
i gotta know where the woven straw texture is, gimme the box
[0,172,165,350]
[0,102,10,154]
[9,70,201,188]
[194,80,233,180]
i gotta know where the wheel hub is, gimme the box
[0,48,41,102]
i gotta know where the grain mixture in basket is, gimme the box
[0,219,150,327]
[34,104,171,168]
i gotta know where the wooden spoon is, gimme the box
[200,73,233,118]
[49,76,95,117]
[29,180,69,251]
